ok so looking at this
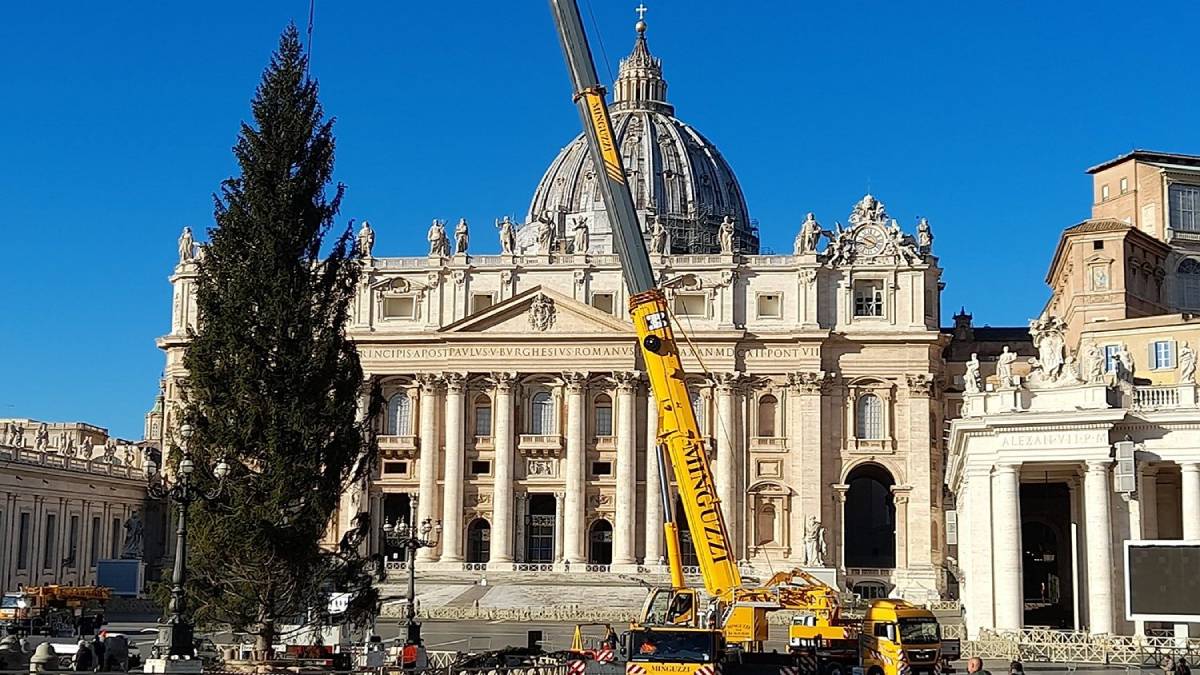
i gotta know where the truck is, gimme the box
[544,3,941,675]
[0,585,110,637]
[788,598,942,675]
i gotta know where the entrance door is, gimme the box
[526,494,556,563]
[589,520,613,565]
[466,519,490,563]
[382,493,412,562]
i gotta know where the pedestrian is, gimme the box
[1009,660,1024,675]
[1176,657,1192,675]
[72,640,94,672]
[91,633,105,672]
[967,657,992,675]
[602,625,617,650]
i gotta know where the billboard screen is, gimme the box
[96,559,145,597]
[1124,541,1200,621]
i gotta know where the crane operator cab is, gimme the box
[639,588,699,627]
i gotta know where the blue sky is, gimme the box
[2,1,1198,439]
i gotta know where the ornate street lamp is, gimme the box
[145,423,230,659]
[381,515,441,646]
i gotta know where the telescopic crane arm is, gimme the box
[547,0,742,600]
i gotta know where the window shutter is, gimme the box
[945,510,958,546]
[1170,340,1178,369]
[1148,342,1158,370]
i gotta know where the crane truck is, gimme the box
[544,3,941,675]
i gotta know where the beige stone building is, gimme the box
[947,150,1200,638]
[0,420,148,591]
[158,22,950,601]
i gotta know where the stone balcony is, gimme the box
[378,434,419,459]
[962,381,1198,418]
[750,436,788,452]
[518,434,564,457]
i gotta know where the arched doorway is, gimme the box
[675,497,700,567]
[526,494,556,563]
[466,518,490,563]
[844,463,896,568]
[382,493,413,562]
[589,519,613,565]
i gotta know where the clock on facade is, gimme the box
[854,225,888,257]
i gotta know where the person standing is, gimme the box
[967,657,992,675]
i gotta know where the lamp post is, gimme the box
[145,423,230,659]
[381,516,441,645]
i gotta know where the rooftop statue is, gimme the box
[454,218,469,255]
[496,216,517,255]
[427,219,449,257]
[916,217,934,255]
[571,217,589,254]
[178,226,195,263]
[795,212,823,255]
[964,353,982,394]
[536,211,556,255]
[649,215,669,255]
[718,215,735,254]
[356,221,375,258]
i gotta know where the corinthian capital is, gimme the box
[905,373,936,398]
[562,371,590,392]
[787,371,828,394]
[613,370,641,393]
[443,372,467,394]
[712,371,743,393]
[416,372,444,393]
[489,371,518,393]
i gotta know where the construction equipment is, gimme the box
[0,585,111,637]
[545,3,941,674]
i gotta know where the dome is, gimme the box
[521,18,756,255]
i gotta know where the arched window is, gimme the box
[1179,258,1200,309]
[689,389,707,434]
[387,393,412,436]
[757,394,778,437]
[856,394,884,440]
[473,394,492,438]
[531,392,555,435]
[594,394,613,437]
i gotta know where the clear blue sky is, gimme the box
[2,1,1198,439]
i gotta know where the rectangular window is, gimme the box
[470,293,494,314]
[673,293,707,317]
[756,293,782,318]
[1093,240,1104,250]
[595,405,613,437]
[853,280,885,317]
[1104,345,1121,373]
[67,515,79,568]
[1151,340,1176,370]
[43,514,58,569]
[382,296,417,319]
[1170,184,1200,232]
[1101,184,1110,201]
[1120,177,1129,194]
[17,513,31,570]
[591,461,613,476]
[89,516,101,567]
[474,405,492,437]
[591,292,615,315]
[382,460,409,475]
[470,460,491,475]
[110,518,121,559]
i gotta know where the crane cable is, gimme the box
[583,0,615,85]
[305,0,316,77]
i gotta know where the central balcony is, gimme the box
[518,434,563,457]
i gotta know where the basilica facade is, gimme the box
[158,20,950,601]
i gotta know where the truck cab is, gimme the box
[859,600,941,675]
[625,626,723,675]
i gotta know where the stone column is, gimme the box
[613,372,639,567]
[514,493,528,563]
[963,468,995,636]
[562,372,589,565]
[1140,467,1159,539]
[489,372,517,566]
[991,463,1023,631]
[1084,459,1115,634]
[714,373,740,554]
[892,485,912,570]
[416,374,442,563]
[440,373,467,563]
[369,492,383,556]
[831,483,849,570]
[554,491,566,563]
[1181,462,1200,541]
[644,390,664,565]
[788,372,825,562]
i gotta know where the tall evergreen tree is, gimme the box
[179,25,379,653]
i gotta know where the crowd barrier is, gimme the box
[962,628,1200,666]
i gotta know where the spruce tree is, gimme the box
[179,25,379,653]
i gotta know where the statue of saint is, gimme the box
[1030,317,1067,381]
[718,216,735,254]
[916,217,934,254]
[996,346,1017,388]
[356,221,375,258]
[794,213,823,255]
[1115,343,1136,390]
[427,220,449,257]
[964,353,982,394]
[649,216,669,255]
[496,216,517,255]
[33,423,49,452]
[121,512,144,560]
[571,218,589,254]
[1180,341,1196,384]
[1084,343,1105,384]
[7,423,24,448]
[63,436,76,458]
[178,226,195,263]
[453,218,469,255]
[536,212,556,255]
[803,516,826,566]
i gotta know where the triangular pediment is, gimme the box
[440,285,633,335]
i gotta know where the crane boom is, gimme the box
[547,0,742,600]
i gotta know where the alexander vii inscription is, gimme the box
[359,344,819,362]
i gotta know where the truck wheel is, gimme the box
[823,663,846,675]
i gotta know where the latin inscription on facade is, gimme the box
[999,430,1109,449]
[358,344,820,363]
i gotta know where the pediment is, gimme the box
[440,286,633,335]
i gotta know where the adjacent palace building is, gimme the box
[152,18,1200,636]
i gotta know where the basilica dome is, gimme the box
[521,20,756,255]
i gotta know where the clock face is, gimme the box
[854,225,887,257]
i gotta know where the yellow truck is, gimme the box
[0,585,111,637]
[787,599,941,675]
